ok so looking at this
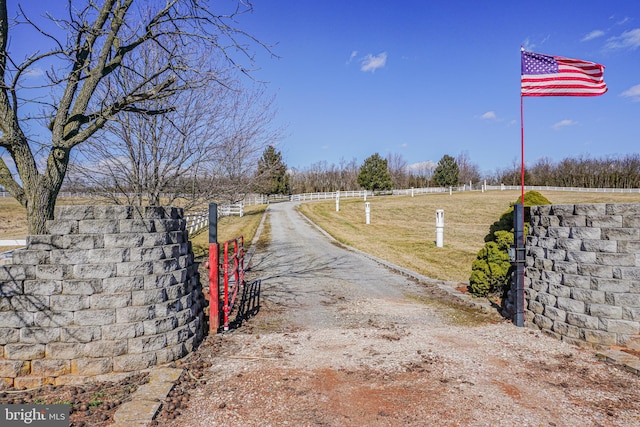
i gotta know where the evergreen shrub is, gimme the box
[468,191,551,297]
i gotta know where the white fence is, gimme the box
[184,203,244,236]
[4,184,640,242]
[485,185,640,193]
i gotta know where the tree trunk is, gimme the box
[26,188,56,235]
[20,146,68,235]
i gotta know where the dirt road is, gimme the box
[166,202,640,426]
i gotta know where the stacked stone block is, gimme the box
[526,203,640,349]
[0,205,205,388]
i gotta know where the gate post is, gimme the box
[208,203,220,333]
[512,203,525,327]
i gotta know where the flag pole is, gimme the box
[520,94,525,204]
[516,48,526,327]
[520,47,525,205]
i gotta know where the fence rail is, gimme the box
[484,185,640,193]
[208,236,245,332]
[185,203,244,236]
[4,184,640,242]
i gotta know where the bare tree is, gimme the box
[386,152,408,189]
[406,161,436,187]
[456,151,481,186]
[0,0,269,233]
[70,61,281,208]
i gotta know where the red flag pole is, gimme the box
[520,95,525,205]
[520,47,525,205]
[518,60,526,327]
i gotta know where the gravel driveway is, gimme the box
[166,201,640,426]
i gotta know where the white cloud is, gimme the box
[347,51,358,64]
[522,38,535,51]
[480,111,497,120]
[407,161,436,172]
[614,16,630,26]
[360,52,387,73]
[552,119,577,130]
[400,143,408,148]
[621,84,640,101]
[581,30,605,42]
[24,68,44,78]
[522,35,550,52]
[606,28,640,50]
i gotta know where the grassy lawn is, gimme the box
[0,197,27,240]
[3,189,640,281]
[0,197,266,259]
[189,205,266,260]
[299,190,640,283]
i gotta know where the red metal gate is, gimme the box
[209,236,245,332]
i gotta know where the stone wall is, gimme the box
[0,205,205,389]
[526,203,640,348]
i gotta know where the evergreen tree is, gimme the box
[256,146,290,195]
[433,154,459,187]
[357,153,393,192]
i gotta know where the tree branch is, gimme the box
[0,155,25,205]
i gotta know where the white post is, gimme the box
[364,191,367,201]
[365,202,371,225]
[336,191,340,212]
[449,186,452,196]
[436,209,444,248]
[411,187,414,197]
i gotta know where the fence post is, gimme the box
[208,203,220,333]
[365,202,371,224]
[436,209,444,248]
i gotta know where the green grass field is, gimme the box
[299,190,640,283]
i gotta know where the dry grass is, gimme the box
[299,190,640,283]
[3,189,640,279]
[0,197,27,240]
[190,205,267,260]
[0,197,267,260]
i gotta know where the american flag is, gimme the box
[521,50,607,97]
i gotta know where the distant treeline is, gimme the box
[493,154,640,189]
[31,153,640,198]
[290,153,640,194]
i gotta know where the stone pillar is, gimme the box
[0,205,205,388]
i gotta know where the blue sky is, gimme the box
[239,0,640,176]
